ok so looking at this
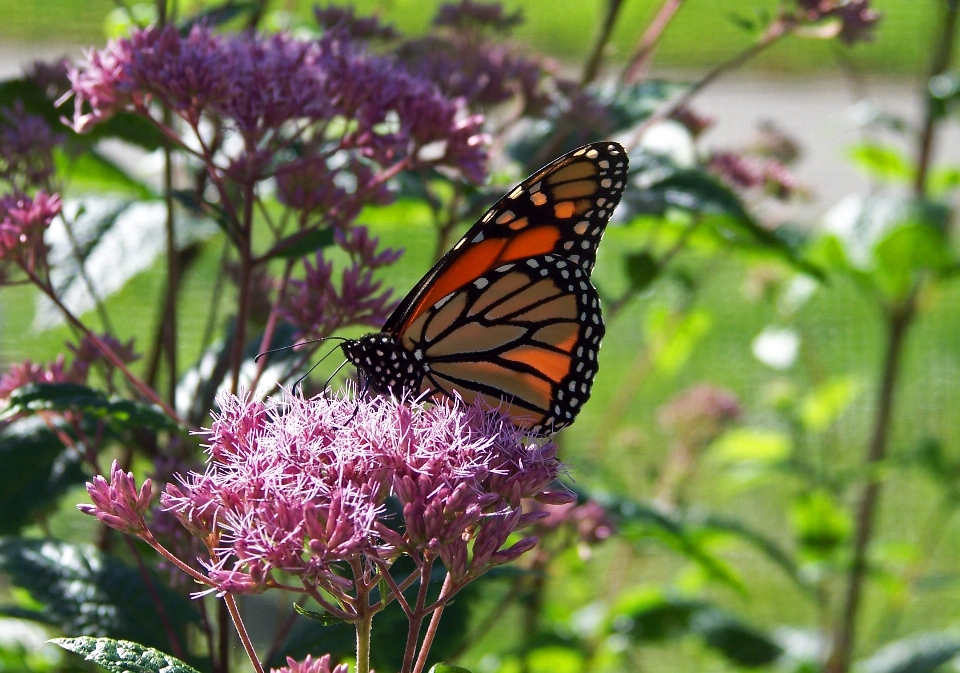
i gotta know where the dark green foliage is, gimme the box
[0,538,197,653]
[2,383,180,433]
[0,418,87,534]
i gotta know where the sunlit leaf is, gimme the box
[52,637,201,673]
[790,490,851,559]
[800,376,862,431]
[848,143,915,182]
[710,429,791,465]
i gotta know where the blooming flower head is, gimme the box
[0,103,61,192]
[158,389,562,597]
[0,190,61,273]
[273,654,348,673]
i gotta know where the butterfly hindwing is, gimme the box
[343,141,628,433]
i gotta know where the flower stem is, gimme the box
[356,606,373,673]
[620,0,687,85]
[824,300,915,673]
[625,18,790,151]
[412,573,453,673]
[913,0,959,196]
[580,0,627,86]
[224,594,265,673]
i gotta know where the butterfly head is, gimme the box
[341,333,426,396]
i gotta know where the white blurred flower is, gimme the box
[752,326,800,370]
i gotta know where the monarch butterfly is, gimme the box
[342,141,628,433]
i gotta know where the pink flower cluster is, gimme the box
[273,654,348,673]
[141,389,566,601]
[78,460,153,535]
[0,190,61,273]
[281,226,401,340]
[707,151,799,200]
[67,25,488,183]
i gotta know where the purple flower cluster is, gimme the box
[658,383,741,447]
[147,389,564,602]
[0,104,61,192]
[796,0,880,44]
[281,226,401,340]
[78,460,153,535]
[433,0,524,33]
[0,190,61,273]
[314,5,399,41]
[67,25,488,183]
[707,150,799,200]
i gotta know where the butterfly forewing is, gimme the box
[343,141,628,433]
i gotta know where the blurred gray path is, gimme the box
[2,46,958,222]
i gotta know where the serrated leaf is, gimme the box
[691,610,783,667]
[0,539,197,651]
[293,603,345,626]
[4,383,179,433]
[858,631,960,673]
[0,417,87,534]
[52,637,201,673]
[428,665,473,673]
[263,227,335,260]
[790,489,851,559]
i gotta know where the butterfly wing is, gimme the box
[379,141,628,432]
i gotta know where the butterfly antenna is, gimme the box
[254,335,348,364]
[292,344,347,396]
[323,357,351,394]
[344,377,370,426]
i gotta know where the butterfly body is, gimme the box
[342,141,628,433]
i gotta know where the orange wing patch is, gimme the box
[501,346,571,383]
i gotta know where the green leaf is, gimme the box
[428,666,473,673]
[293,604,345,626]
[86,113,166,152]
[628,161,821,277]
[818,193,954,300]
[858,632,960,673]
[790,489,851,559]
[800,376,861,431]
[3,383,180,433]
[848,143,915,182]
[624,251,660,292]
[614,592,705,641]
[56,149,156,199]
[691,610,783,667]
[710,429,791,465]
[179,0,259,35]
[929,165,960,194]
[0,538,197,651]
[0,417,87,535]
[262,227,336,261]
[52,637,201,673]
